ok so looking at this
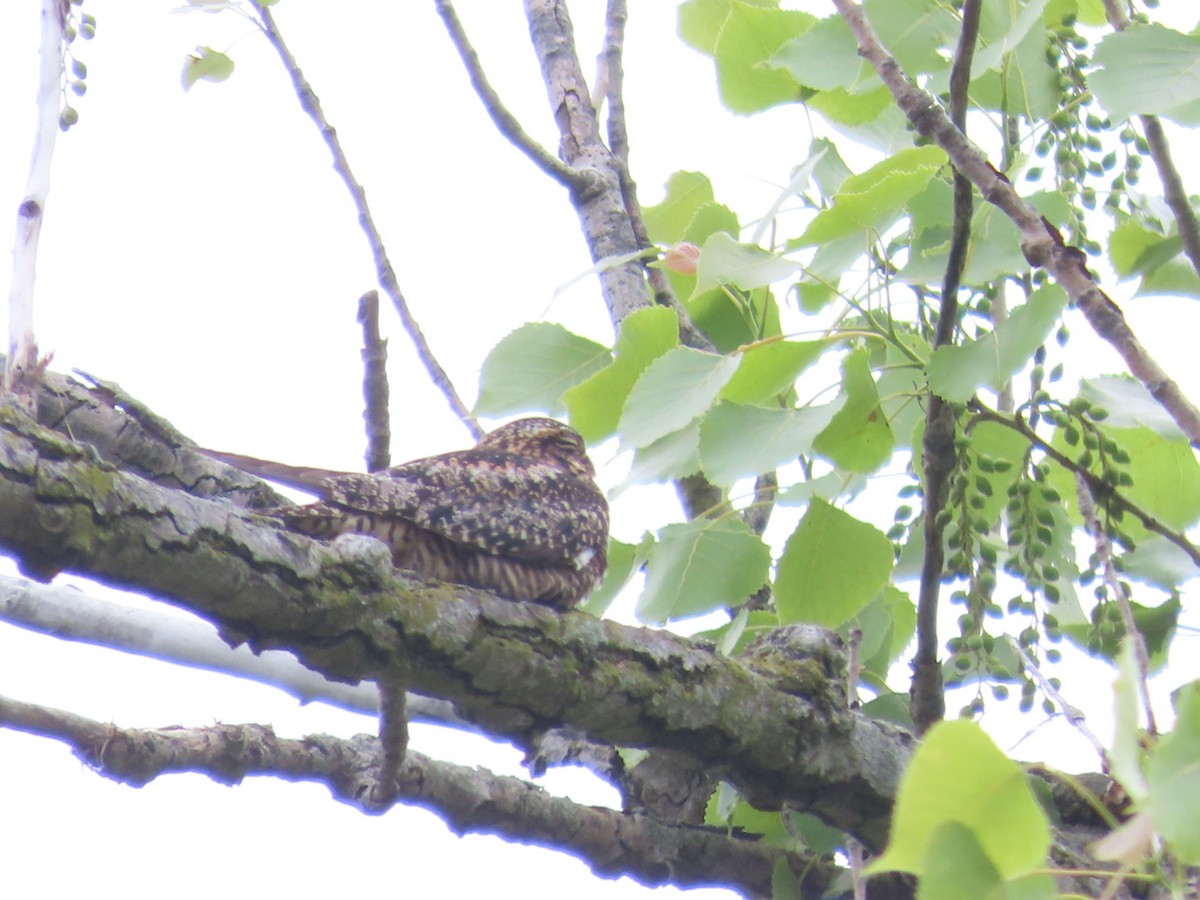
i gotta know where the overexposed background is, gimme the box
[1,1,1199,897]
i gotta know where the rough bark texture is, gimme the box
[0,407,911,851]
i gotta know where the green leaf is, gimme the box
[963,0,1058,120]
[1138,257,1200,299]
[1123,538,1200,592]
[698,400,842,486]
[1079,376,1187,439]
[848,585,916,686]
[687,285,781,353]
[863,0,960,75]
[1108,641,1148,802]
[644,171,715,244]
[919,822,1056,900]
[792,146,947,247]
[474,323,610,417]
[809,137,853,196]
[1108,427,1200,535]
[1108,218,1170,278]
[927,285,1068,403]
[902,185,1070,285]
[691,232,801,298]
[812,348,895,473]
[694,609,780,656]
[720,338,824,405]
[678,0,779,55]
[620,347,741,448]
[774,499,893,627]
[776,470,867,506]
[616,423,703,491]
[708,2,815,113]
[1147,682,1200,863]
[870,720,1051,878]
[771,14,866,91]
[638,518,771,623]
[579,538,643,618]
[806,85,893,127]
[182,47,234,91]
[1092,24,1200,124]
[563,307,678,441]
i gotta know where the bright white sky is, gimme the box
[1,1,1199,897]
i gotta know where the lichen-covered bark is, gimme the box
[0,407,910,849]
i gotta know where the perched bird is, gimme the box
[202,417,608,609]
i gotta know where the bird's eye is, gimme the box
[554,436,581,454]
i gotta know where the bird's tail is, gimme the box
[197,448,347,496]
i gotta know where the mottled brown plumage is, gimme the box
[202,418,608,608]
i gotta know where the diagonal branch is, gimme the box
[831,0,1200,449]
[433,0,582,189]
[968,400,1200,568]
[0,692,828,898]
[597,0,713,353]
[1102,0,1200,282]
[0,410,912,851]
[250,2,481,441]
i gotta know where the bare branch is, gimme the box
[598,0,712,352]
[6,0,67,410]
[911,0,981,736]
[521,0,655,326]
[250,3,482,440]
[433,0,581,189]
[374,679,409,807]
[0,572,463,726]
[0,692,828,898]
[1103,1,1200,283]
[1075,476,1158,737]
[356,291,391,473]
[831,0,1200,448]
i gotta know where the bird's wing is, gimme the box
[327,450,608,566]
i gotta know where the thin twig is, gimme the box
[1101,1,1200,283]
[251,3,481,440]
[433,0,580,189]
[6,0,66,411]
[1075,475,1158,737]
[832,0,1200,448]
[357,291,391,473]
[1008,637,1109,764]
[969,400,1200,567]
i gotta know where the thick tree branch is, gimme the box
[250,3,482,441]
[521,0,654,326]
[0,693,832,898]
[0,409,911,850]
[831,0,1200,448]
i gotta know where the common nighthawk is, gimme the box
[203,417,608,608]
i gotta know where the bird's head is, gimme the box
[478,417,596,478]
